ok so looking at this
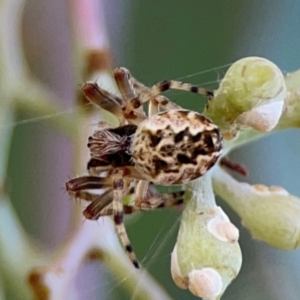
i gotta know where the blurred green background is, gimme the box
[8,0,300,299]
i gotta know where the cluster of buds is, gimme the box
[171,174,241,299]
[172,57,300,299]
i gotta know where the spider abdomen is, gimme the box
[131,109,222,185]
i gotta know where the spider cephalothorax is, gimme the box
[66,68,222,269]
[88,124,137,168]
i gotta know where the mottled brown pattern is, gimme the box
[131,109,222,185]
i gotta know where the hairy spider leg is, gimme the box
[81,82,126,125]
[121,70,214,114]
[96,191,184,217]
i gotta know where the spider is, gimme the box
[66,68,223,269]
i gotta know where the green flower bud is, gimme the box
[213,166,300,250]
[172,174,242,299]
[204,57,286,139]
[277,69,300,129]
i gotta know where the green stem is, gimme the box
[184,172,216,209]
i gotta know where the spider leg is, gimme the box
[128,74,150,94]
[127,75,170,117]
[124,69,179,105]
[141,191,184,209]
[66,176,111,194]
[81,82,126,125]
[133,180,159,206]
[91,203,139,217]
[140,80,213,103]
[114,68,137,103]
[69,189,110,202]
[82,190,113,220]
[114,67,184,121]
[111,170,140,268]
[83,179,135,220]
[68,189,113,220]
[129,75,182,113]
[67,171,139,268]
[146,94,181,115]
[134,181,184,210]
[124,79,213,112]
[109,166,147,181]
[73,174,183,270]
[116,68,181,115]
[112,68,147,125]
[79,181,182,219]
[96,190,185,216]
[67,179,135,220]
[87,158,111,176]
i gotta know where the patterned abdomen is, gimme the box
[131,109,222,185]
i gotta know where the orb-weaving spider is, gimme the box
[66,68,222,268]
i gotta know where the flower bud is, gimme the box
[204,57,286,138]
[277,69,300,129]
[171,175,242,299]
[213,166,300,250]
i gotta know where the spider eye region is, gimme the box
[131,109,223,185]
[88,124,137,165]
